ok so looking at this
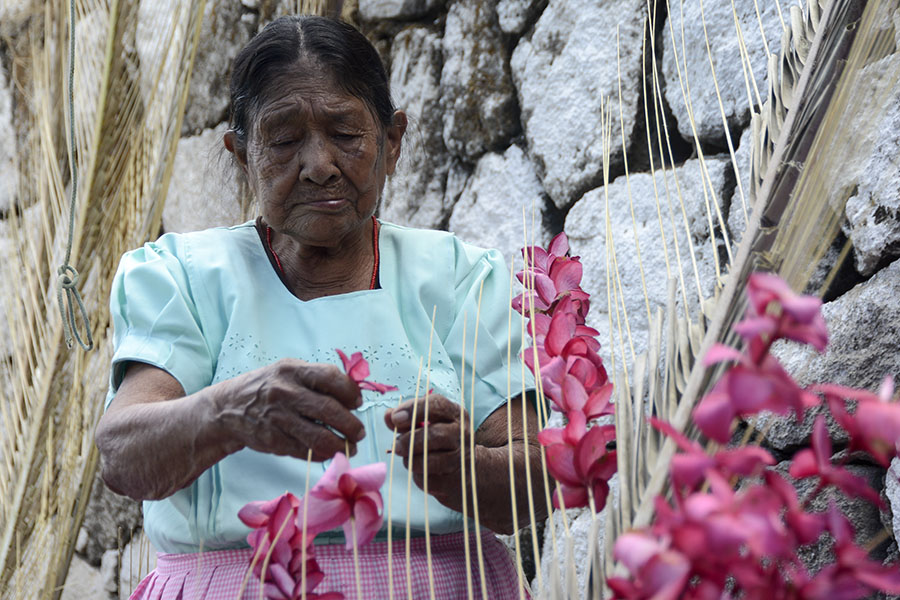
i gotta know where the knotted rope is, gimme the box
[58,0,92,351]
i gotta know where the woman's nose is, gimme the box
[297,134,340,185]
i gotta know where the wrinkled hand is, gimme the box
[384,394,472,509]
[215,358,364,462]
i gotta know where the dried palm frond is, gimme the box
[0,1,207,597]
[603,0,900,590]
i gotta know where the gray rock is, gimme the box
[497,0,544,35]
[536,475,617,598]
[441,0,519,161]
[662,0,787,143]
[100,550,119,594]
[764,259,900,450]
[137,1,252,135]
[162,122,244,233]
[511,0,646,208]
[119,531,158,597]
[565,156,731,358]
[844,82,900,276]
[0,60,15,214]
[771,461,891,573]
[60,554,109,600]
[449,145,551,263]
[80,470,143,566]
[888,459,900,545]
[381,26,453,229]
[183,1,253,134]
[358,0,444,21]
[727,126,753,243]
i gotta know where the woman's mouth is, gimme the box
[305,198,349,211]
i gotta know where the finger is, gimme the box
[248,418,357,461]
[388,394,463,431]
[268,384,365,443]
[406,423,462,455]
[408,451,462,477]
[289,361,362,409]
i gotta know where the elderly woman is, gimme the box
[96,15,543,600]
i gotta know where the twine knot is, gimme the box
[56,264,93,350]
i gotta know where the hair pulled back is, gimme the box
[228,16,394,149]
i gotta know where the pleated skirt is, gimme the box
[129,530,529,600]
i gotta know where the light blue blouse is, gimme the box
[105,221,533,554]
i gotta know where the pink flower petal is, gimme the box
[358,380,399,394]
[544,443,580,486]
[552,483,588,509]
[300,495,350,535]
[547,232,570,257]
[693,386,736,443]
[549,259,583,294]
[346,462,387,493]
[702,343,745,366]
[733,316,778,340]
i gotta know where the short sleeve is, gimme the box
[443,240,536,430]
[105,234,214,410]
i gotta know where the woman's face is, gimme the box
[232,61,405,248]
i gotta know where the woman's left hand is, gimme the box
[384,394,471,506]
[383,392,546,534]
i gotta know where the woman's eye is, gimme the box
[273,139,297,147]
[333,132,359,141]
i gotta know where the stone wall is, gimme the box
[0,0,894,596]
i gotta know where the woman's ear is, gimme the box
[384,110,408,176]
[223,129,249,174]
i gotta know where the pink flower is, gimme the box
[743,273,828,351]
[608,533,691,600]
[335,349,398,394]
[239,493,342,600]
[799,505,900,599]
[539,423,616,510]
[693,352,819,443]
[512,233,590,316]
[301,452,386,550]
[814,377,900,467]
[789,416,883,505]
[650,418,774,492]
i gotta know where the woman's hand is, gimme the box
[215,358,364,461]
[96,359,365,501]
[384,394,472,507]
[383,393,546,534]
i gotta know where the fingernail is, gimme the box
[391,409,409,424]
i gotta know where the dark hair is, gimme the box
[228,16,394,149]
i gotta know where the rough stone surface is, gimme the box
[358,0,444,21]
[441,0,519,161]
[137,1,252,135]
[727,126,753,243]
[162,122,243,233]
[380,26,452,229]
[80,470,143,566]
[100,550,119,594]
[537,476,617,598]
[772,461,892,573]
[119,531,158,596]
[764,258,900,450]
[60,553,110,600]
[662,0,787,143]
[843,65,900,276]
[449,145,551,262]
[888,459,900,545]
[565,155,731,358]
[0,60,15,214]
[497,0,544,35]
[511,0,646,208]
[183,1,253,134]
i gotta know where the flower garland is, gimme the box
[607,273,900,599]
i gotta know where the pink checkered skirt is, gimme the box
[129,531,528,600]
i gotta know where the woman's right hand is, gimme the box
[214,358,365,461]
[96,358,365,500]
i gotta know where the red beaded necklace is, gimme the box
[265,216,380,290]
